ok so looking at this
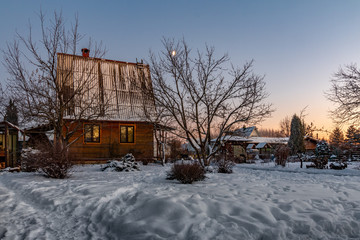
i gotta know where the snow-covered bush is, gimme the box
[313,141,330,169]
[101,153,140,172]
[329,162,347,170]
[204,165,215,173]
[21,144,73,178]
[215,158,235,174]
[21,147,41,172]
[166,161,206,184]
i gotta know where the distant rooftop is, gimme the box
[231,126,258,138]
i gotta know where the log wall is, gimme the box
[67,121,154,162]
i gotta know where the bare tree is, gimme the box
[284,107,324,139]
[0,84,6,117]
[2,11,106,151]
[257,128,284,137]
[279,116,291,137]
[327,64,360,124]
[147,38,273,166]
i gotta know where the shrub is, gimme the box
[101,153,140,172]
[167,161,206,184]
[274,145,289,166]
[215,157,235,174]
[141,158,149,165]
[21,143,73,178]
[21,147,41,172]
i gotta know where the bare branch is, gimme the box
[144,38,273,166]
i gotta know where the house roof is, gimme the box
[304,136,320,144]
[57,53,154,121]
[0,121,24,133]
[211,136,288,144]
[211,135,248,142]
[247,143,255,149]
[256,142,270,149]
[232,126,257,138]
[250,137,288,144]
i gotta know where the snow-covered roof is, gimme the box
[211,136,288,144]
[247,144,255,149]
[250,137,288,144]
[211,135,249,142]
[256,142,267,149]
[232,126,257,137]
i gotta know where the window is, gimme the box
[84,124,100,143]
[120,126,134,143]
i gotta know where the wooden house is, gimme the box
[230,126,259,138]
[56,50,155,162]
[304,136,319,154]
[0,121,24,168]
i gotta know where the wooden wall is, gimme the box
[305,139,317,152]
[67,121,154,163]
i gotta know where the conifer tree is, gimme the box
[345,125,358,145]
[288,114,305,168]
[4,99,18,126]
[345,125,359,159]
[314,140,330,168]
[329,127,344,148]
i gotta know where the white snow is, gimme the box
[1,162,360,239]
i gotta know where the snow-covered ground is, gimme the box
[1,162,360,240]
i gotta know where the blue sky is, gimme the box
[1,0,360,134]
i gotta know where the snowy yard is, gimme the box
[1,162,360,240]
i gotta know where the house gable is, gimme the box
[57,53,154,121]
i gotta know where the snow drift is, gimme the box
[1,162,360,239]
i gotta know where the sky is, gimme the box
[1,0,360,137]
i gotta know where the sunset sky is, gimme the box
[1,0,360,137]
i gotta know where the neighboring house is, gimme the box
[56,50,155,162]
[304,136,319,154]
[211,127,288,161]
[230,126,260,138]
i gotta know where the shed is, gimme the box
[0,121,25,168]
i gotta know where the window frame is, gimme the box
[120,125,135,144]
[83,123,101,144]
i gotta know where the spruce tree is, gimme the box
[314,140,330,168]
[288,114,305,168]
[345,125,359,159]
[4,99,18,126]
[329,127,344,148]
[345,125,358,145]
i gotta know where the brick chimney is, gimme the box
[81,48,89,58]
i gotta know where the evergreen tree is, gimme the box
[314,140,330,169]
[345,125,359,145]
[345,125,359,159]
[315,141,331,156]
[288,114,305,168]
[4,99,18,126]
[329,127,344,148]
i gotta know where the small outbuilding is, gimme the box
[0,121,24,168]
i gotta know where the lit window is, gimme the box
[84,124,100,143]
[120,126,134,143]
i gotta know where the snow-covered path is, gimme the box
[1,163,360,239]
